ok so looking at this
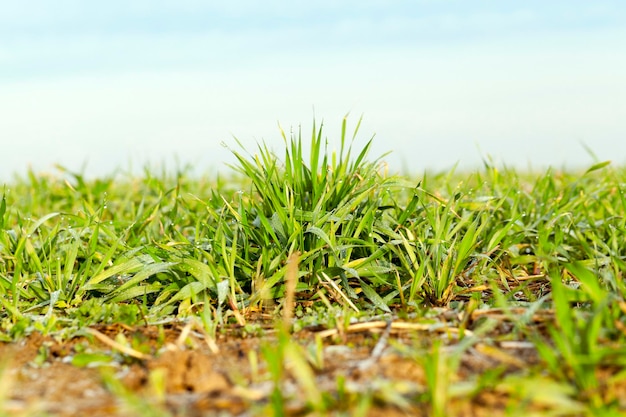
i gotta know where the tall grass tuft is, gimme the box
[226,116,406,309]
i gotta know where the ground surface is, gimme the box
[3,305,614,417]
[2,125,626,416]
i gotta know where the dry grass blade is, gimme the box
[315,320,471,338]
[283,251,300,330]
[85,328,150,360]
[471,308,554,323]
[474,343,528,369]
[318,272,360,312]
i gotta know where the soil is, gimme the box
[0,315,552,417]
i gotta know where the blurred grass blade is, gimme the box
[565,262,606,304]
[584,160,610,175]
[358,278,391,313]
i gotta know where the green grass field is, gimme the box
[1,118,626,416]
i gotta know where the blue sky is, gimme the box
[1,1,625,179]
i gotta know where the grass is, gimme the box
[1,116,626,416]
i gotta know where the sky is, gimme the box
[1,1,625,180]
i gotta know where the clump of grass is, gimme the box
[225,116,406,308]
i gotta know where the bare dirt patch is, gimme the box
[0,316,555,417]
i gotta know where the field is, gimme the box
[1,118,626,416]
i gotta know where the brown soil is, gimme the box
[0,314,615,417]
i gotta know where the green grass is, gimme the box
[1,117,626,416]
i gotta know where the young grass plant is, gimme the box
[227,116,410,311]
[260,324,328,415]
[534,263,625,413]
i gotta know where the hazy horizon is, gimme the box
[2,1,625,180]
